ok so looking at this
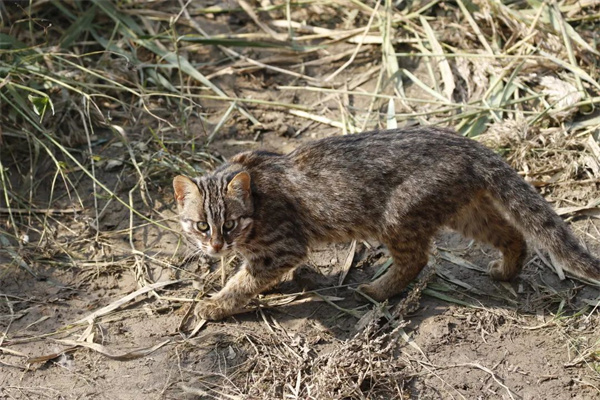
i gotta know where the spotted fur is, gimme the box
[174,127,600,320]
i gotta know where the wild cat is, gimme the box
[173,127,600,320]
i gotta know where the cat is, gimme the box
[173,127,600,320]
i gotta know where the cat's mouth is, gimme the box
[205,248,227,258]
[201,242,231,258]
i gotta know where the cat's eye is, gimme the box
[196,221,210,232]
[223,220,236,231]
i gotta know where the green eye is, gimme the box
[196,221,209,232]
[223,220,236,231]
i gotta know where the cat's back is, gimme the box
[289,127,488,174]
[228,127,486,174]
[225,126,505,197]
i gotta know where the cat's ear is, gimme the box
[227,171,251,199]
[173,175,200,207]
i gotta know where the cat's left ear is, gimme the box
[227,171,251,199]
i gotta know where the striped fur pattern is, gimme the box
[174,127,600,320]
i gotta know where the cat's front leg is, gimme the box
[195,260,292,320]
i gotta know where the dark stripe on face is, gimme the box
[198,180,209,221]
[200,177,227,236]
[219,175,228,224]
[207,179,218,227]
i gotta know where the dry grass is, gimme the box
[1,0,600,398]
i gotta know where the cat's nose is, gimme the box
[211,242,223,252]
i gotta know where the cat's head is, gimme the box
[173,171,254,258]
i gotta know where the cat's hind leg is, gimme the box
[358,238,430,302]
[447,192,527,281]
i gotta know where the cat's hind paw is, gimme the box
[356,283,388,302]
[194,299,228,321]
[488,259,519,281]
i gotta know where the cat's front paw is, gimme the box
[194,299,228,321]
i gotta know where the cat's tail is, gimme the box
[486,166,600,284]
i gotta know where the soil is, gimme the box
[2,4,600,400]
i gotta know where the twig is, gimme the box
[0,207,81,214]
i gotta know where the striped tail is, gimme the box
[487,168,600,284]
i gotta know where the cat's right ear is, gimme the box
[173,175,200,208]
[227,171,251,199]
